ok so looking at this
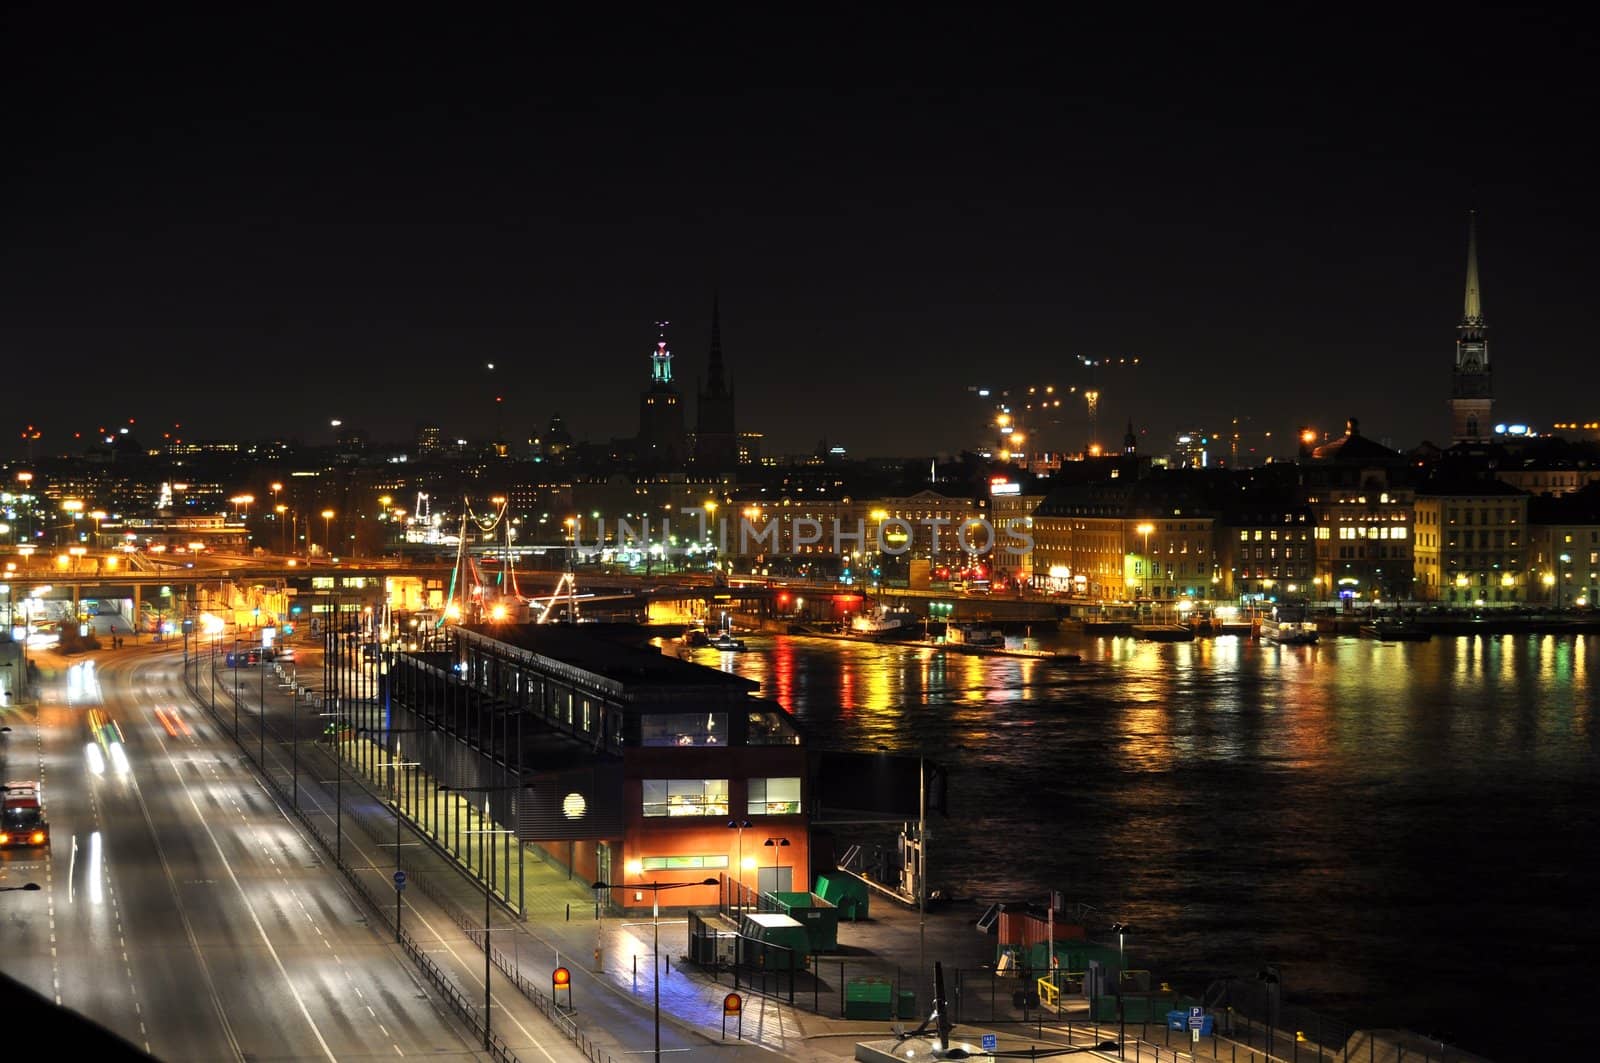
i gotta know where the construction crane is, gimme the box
[1075,355,1141,453]
[969,355,1142,458]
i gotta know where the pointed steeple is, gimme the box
[1462,210,1484,327]
[1450,211,1493,444]
[706,293,727,396]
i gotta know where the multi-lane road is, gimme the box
[0,644,586,1062]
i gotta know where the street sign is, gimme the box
[393,870,407,891]
[981,1033,998,1051]
[1188,1005,1206,1029]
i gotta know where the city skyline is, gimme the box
[5,10,1597,458]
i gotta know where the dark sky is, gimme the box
[5,8,1597,460]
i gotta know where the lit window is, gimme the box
[641,854,731,870]
[747,777,803,816]
[642,779,730,818]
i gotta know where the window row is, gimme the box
[642,777,803,818]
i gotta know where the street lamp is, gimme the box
[439,782,533,1052]
[591,877,718,1063]
[1110,921,1133,972]
[321,509,335,562]
[1135,523,1155,604]
[763,836,790,892]
[1559,553,1572,610]
[726,818,753,909]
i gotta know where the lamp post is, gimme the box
[440,782,533,1053]
[1135,522,1155,606]
[762,836,790,894]
[1110,921,1132,973]
[367,740,421,943]
[1559,552,1572,611]
[591,877,718,1063]
[321,509,335,562]
[726,818,752,910]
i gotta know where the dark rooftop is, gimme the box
[465,623,759,693]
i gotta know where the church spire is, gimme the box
[706,293,727,396]
[1462,210,1484,327]
[1450,211,1493,445]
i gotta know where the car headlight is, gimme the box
[0,833,10,845]
[30,831,45,845]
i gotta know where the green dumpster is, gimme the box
[814,872,870,921]
[898,989,918,1019]
[771,890,840,952]
[739,912,809,971]
[844,977,894,1020]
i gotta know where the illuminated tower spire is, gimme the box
[1449,211,1493,445]
[650,320,673,384]
[1462,210,1484,327]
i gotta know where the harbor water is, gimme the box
[687,629,1599,1062]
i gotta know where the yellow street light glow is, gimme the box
[321,509,335,519]
[62,499,84,512]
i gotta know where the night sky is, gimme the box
[5,9,1597,460]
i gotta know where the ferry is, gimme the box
[1261,602,1319,645]
[708,632,748,651]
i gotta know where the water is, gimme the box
[688,631,1599,1062]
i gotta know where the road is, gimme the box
[1,644,588,1062]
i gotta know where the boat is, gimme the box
[1261,602,1319,645]
[1361,620,1431,642]
[1132,624,1196,642]
[850,604,916,637]
[946,623,1006,649]
[708,632,748,651]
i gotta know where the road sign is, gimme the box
[981,1033,998,1052]
[1188,1005,1206,1029]
[393,870,407,891]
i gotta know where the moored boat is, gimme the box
[1261,602,1319,645]
[1361,620,1431,642]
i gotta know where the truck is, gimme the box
[1,781,50,849]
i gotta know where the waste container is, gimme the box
[1167,1009,1188,1031]
[814,872,870,921]
[898,990,918,1019]
[844,978,894,1020]
[738,912,808,971]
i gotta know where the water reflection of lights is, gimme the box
[85,742,105,776]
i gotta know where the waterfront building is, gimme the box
[1527,483,1600,606]
[1216,497,1315,601]
[1300,419,1416,601]
[1033,478,1217,603]
[440,624,809,913]
[1411,478,1529,604]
